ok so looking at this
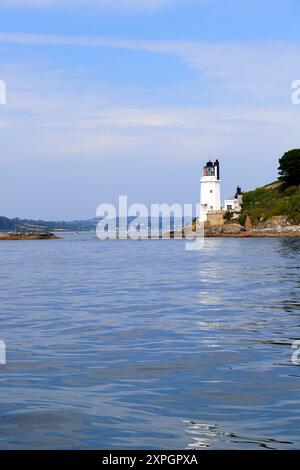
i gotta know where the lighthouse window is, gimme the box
[210,190,213,193]
[210,206,213,210]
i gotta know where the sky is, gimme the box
[0,0,299,219]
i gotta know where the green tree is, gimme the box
[278,149,300,186]
[224,210,233,222]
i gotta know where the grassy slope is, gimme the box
[240,182,300,225]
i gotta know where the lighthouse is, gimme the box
[199,159,221,222]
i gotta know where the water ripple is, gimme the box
[0,235,299,448]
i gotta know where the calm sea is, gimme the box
[0,234,299,449]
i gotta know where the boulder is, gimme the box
[222,223,245,234]
[245,215,253,231]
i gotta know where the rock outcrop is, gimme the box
[244,215,253,231]
[0,232,62,240]
[168,219,300,238]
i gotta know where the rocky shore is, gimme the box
[0,232,62,240]
[205,224,300,238]
[170,216,300,238]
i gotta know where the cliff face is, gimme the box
[170,219,300,238]
[204,181,300,236]
[240,182,300,226]
[170,181,300,238]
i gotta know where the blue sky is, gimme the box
[0,0,299,219]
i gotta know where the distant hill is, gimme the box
[240,182,300,225]
[0,217,16,231]
[0,217,99,232]
[0,216,186,233]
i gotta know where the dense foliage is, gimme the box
[278,149,300,186]
[240,183,300,225]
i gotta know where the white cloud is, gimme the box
[1,34,299,136]
[1,57,299,218]
[3,60,298,133]
[0,33,299,214]
[0,0,179,9]
[0,31,299,105]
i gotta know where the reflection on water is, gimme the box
[0,235,299,449]
[184,421,293,450]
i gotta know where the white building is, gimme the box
[199,159,221,222]
[224,186,243,214]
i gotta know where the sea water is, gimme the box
[0,234,299,449]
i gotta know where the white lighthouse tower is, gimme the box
[199,159,221,222]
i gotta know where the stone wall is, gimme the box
[206,210,225,226]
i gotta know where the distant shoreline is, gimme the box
[204,231,300,238]
[1,230,300,241]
